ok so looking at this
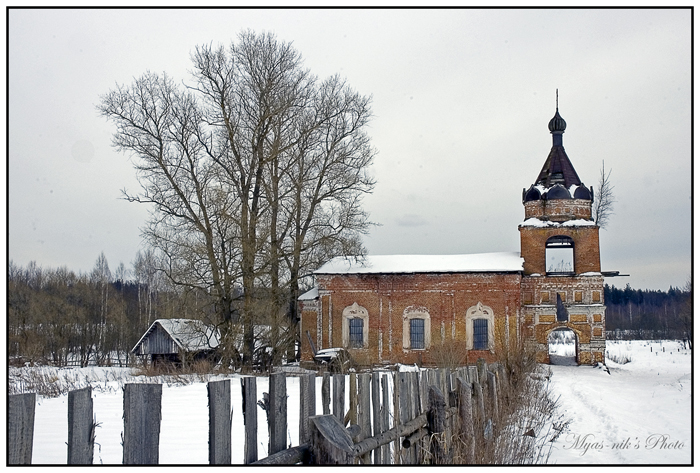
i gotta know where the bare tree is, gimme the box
[99,31,375,367]
[593,160,615,229]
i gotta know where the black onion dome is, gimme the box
[545,184,571,200]
[573,184,592,200]
[548,108,567,133]
[523,186,541,202]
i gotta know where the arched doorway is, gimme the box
[548,328,578,365]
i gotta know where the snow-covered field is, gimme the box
[547,340,691,464]
[13,340,692,465]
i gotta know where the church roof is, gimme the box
[535,144,583,188]
[315,252,523,275]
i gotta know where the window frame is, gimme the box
[466,302,495,351]
[342,303,369,349]
[402,307,431,350]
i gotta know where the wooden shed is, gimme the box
[131,319,220,365]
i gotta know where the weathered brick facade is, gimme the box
[301,272,521,365]
[300,106,606,366]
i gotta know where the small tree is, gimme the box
[593,160,615,229]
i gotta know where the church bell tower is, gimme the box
[519,99,606,365]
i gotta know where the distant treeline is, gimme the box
[604,283,691,343]
[8,253,214,367]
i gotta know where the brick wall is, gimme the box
[301,272,522,366]
[519,225,601,275]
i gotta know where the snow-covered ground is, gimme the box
[546,340,691,464]
[16,340,692,464]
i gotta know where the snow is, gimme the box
[546,340,691,464]
[519,218,596,228]
[298,287,319,300]
[315,252,524,274]
[23,340,690,465]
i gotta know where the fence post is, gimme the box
[348,373,357,426]
[396,372,412,464]
[371,372,381,464]
[380,374,390,464]
[8,392,35,464]
[208,379,231,464]
[357,373,372,464]
[427,385,447,464]
[333,374,345,423]
[123,383,161,464]
[468,366,478,385]
[456,377,475,463]
[322,372,331,415]
[269,372,287,455]
[68,387,94,464]
[309,415,355,464]
[411,371,423,463]
[241,377,258,464]
[487,370,499,420]
[472,380,486,429]
[299,373,316,445]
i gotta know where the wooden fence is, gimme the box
[8,361,507,465]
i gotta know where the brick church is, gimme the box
[300,105,610,366]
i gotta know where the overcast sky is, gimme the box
[8,8,691,291]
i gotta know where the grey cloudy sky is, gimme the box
[8,8,691,291]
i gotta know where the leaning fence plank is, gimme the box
[68,387,93,464]
[348,373,357,426]
[487,370,499,420]
[269,373,288,455]
[371,373,381,464]
[322,372,331,415]
[468,366,478,384]
[357,373,372,463]
[241,377,258,464]
[123,383,161,465]
[333,374,345,422]
[300,373,316,445]
[411,371,422,463]
[309,415,355,464]
[456,377,475,463]
[208,379,231,464]
[427,385,447,465]
[472,380,486,429]
[392,372,400,464]
[397,372,411,464]
[380,374,390,464]
[9,392,35,465]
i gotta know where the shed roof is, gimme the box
[131,318,220,354]
[314,252,523,275]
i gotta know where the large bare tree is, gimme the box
[99,31,375,366]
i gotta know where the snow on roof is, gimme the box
[314,252,524,275]
[298,287,319,300]
[132,318,220,353]
[518,218,597,228]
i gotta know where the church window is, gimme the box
[466,302,495,351]
[342,303,369,349]
[546,235,575,274]
[402,307,431,350]
[410,318,425,349]
[473,319,489,350]
[348,318,364,348]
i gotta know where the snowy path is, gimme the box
[546,340,691,464]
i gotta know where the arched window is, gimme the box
[546,235,574,274]
[466,302,495,351]
[403,307,431,350]
[342,303,369,349]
